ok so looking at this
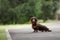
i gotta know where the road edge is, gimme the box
[6,29,12,40]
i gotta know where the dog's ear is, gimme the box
[29,18,33,24]
[29,19,31,24]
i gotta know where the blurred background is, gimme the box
[0,0,60,25]
[0,0,60,40]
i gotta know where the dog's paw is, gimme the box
[33,30,38,32]
[48,30,52,32]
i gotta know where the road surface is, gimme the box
[9,21,60,40]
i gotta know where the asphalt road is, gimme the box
[9,21,60,40]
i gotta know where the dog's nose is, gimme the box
[32,19,35,22]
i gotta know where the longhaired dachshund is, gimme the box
[30,17,51,32]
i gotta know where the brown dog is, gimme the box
[30,17,38,32]
[30,17,51,32]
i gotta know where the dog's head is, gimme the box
[30,17,37,24]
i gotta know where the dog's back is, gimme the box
[36,24,51,32]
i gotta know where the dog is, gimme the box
[30,17,38,32]
[30,17,51,32]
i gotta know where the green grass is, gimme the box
[0,24,31,29]
[0,20,54,29]
[0,29,7,40]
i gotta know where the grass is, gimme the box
[0,20,54,29]
[0,24,31,29]
[0,29,7,40]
